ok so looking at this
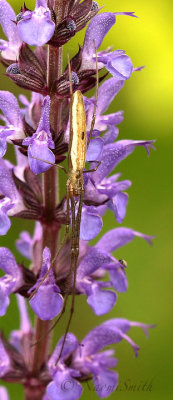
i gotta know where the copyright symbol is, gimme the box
[61,379,74,391]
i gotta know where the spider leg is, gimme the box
[31,156,68,174]
[83,160,101,173]
[87,40,98,147]
[29,179,71,301]
[46,193,76,332]
[57,184,84,362]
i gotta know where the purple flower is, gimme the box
[83,139,154,227]
[81,13,134,79]
[0,91,24,158]
[17,1,55,47]
[0,0,22,60]
[0,248,23,316]
[46,319,153,399]
[19,92,43,128]
[29,247,63,320]
[86,78,124,133]
[23,96,55,174]
[92,140,155,184]
[76,227,154,315]
[0,158,24,235]
[10,295,33,353]
[16,222,42,260]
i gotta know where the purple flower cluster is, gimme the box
[0,1,154,399]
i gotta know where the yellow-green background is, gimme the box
[0,0,172,399]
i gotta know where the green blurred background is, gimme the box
[0,0,172,399]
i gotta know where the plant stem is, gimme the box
[25,2,66,399]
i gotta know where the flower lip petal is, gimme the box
[87,284,117,315]
[86,137,104,162]
[29,284,63,320]
[80,210,103,240]
[46,372,82,400]
[93,369,118,398]
[17,6,55,47]
[28,143,55,174]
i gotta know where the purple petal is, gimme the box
[18,7,55,47]
[130,321,156,337]
[81,325,124,356]
[77,247,114,279]
[114,12,137,18]
[96,227,154,253]
[83,321,140,358]
[47,370,82,400]
[104,318,155,338]
[0,251,21,315]
[100,111,124,128]
[0,91,22,128]
[101,54,133,80]
[97,78,124,115]
[0,247,19,276]
[28,142,55,174]
[10,295,33,351]
[49,334,78,370]
[0,130,10,158]
[29,247,63,320]
[36,96,51,136]
[86,137,104,162]
[0,206,11,235]
[101,319,145,357]
[0,284,10,316]
[15,231,32,259]
[109,192,129,223]
[92,140,155,183]
[83,13,116,58]
[109,267,128,292]
[0,0,22,59]
[17,294,32,333]
[36,0,47,6]
[103,127,119,145]
[133,65,145,72]
[0,386,9,400]
[93,369,118,398]
[98,179,131,197]
[80,210,103,240]
[103,318,131,333]
[29,285,63,320]
[87,284,117,315]
[0,339,11,377]
[0,158,18,200]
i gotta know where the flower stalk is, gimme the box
[0,1,155,399]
